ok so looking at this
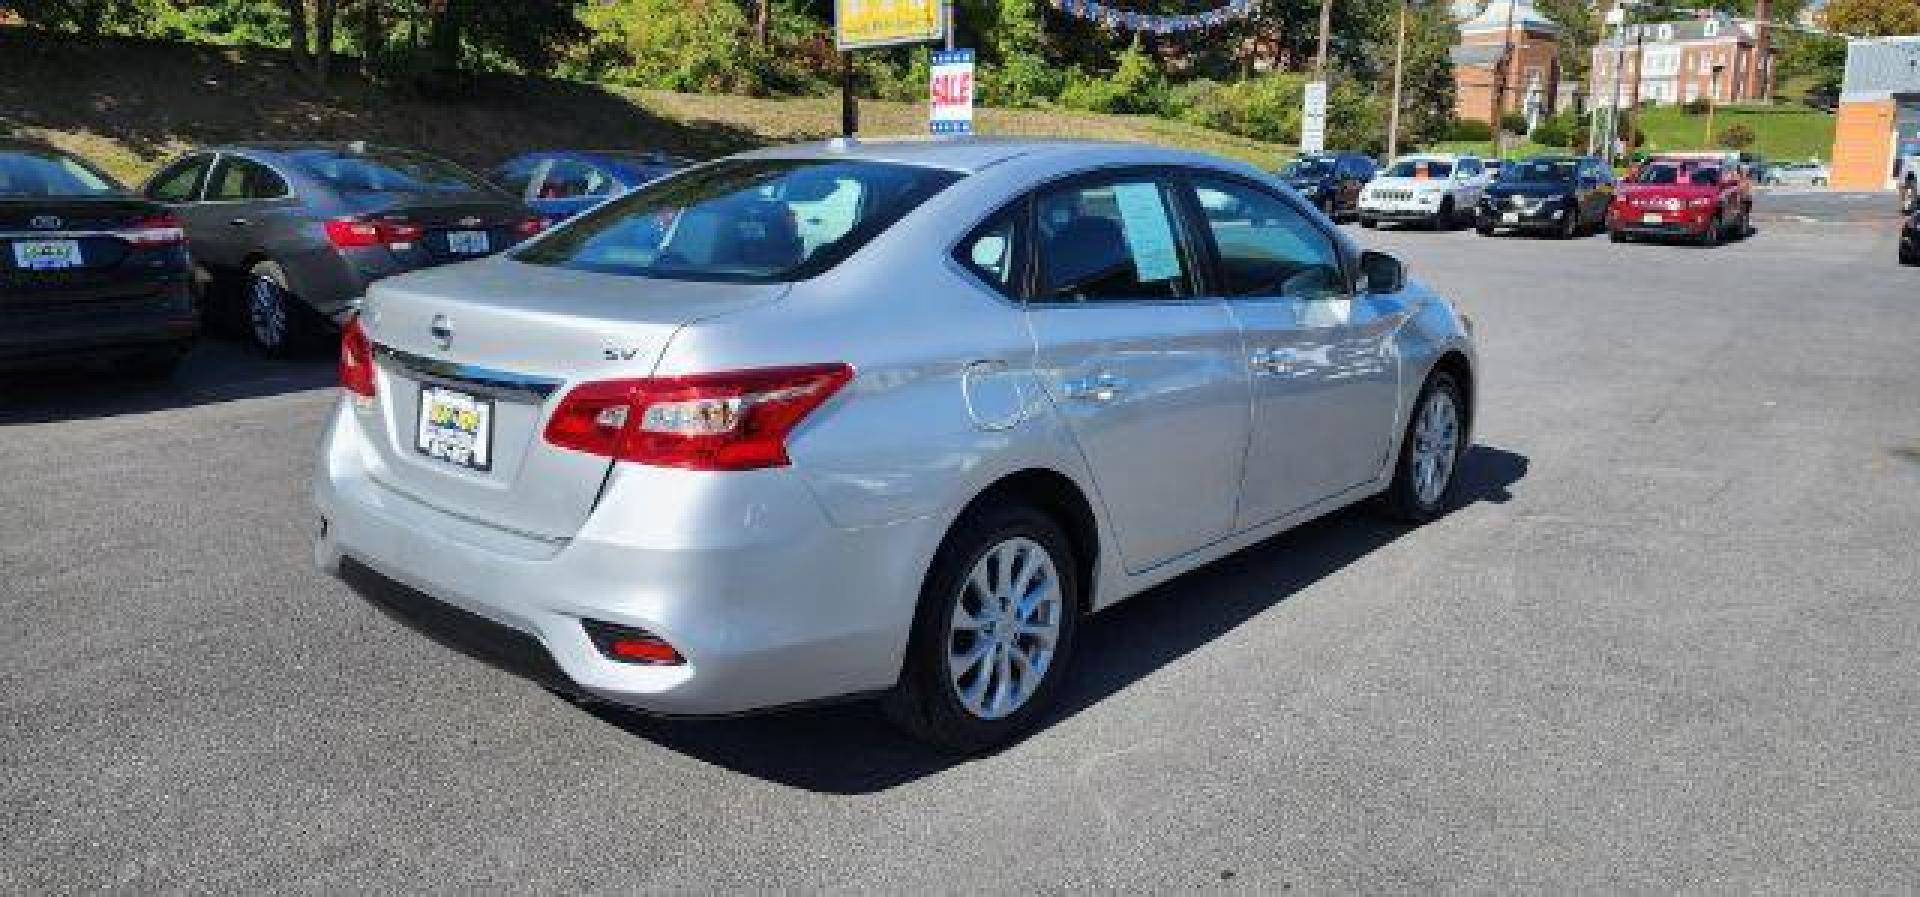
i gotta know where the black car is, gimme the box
[1476,155,1615,239]
[0,140,197,377]
[143,142,542,355]
[1279,152,1377,220]
[1901,210,1918,266]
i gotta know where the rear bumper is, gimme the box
[0,283,197,367]
[312,401,939,716]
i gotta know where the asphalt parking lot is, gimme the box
[5,191,1917,891]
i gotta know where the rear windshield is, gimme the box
[1386,159,1452,179]
[1283,158,1335,178]
[514,159,962,283]
[0,148,123,198]
[288,148,498,195]
[1502,159,1578,183]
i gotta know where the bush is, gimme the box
[1681,97,1711,116]
[1499,112,1529,135]
[1446,119,1493,141]
[1718,123,1756,149]
[1529,111,1582,148]
[1055,39,1167,115]
[978,51,1060,109]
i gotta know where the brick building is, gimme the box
[1588,12,1775,109]
[1827,36,1920,191]
[1450,0,1562,129]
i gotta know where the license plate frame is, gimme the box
[415,384,495,471]
[445,229,491,255]
[12,239,83,270]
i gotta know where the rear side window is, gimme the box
[493,157,542,199]
[147,156,210,202]
[1031,176,1195,302]
[955,207,1025,297]
[0,148,123,198]
[515,159,961,283]
[1189,178,1344,300]
[207,156,288,201]
[537,158,613,199]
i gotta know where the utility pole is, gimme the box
[1490,0,1519,160]
[1314,0,1333,75]
[944,0,955,51]
[1704,64,1724,148]
[1387,0,1409,159]
[1746,0,1770,101]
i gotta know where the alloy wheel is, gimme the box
[946,536,1063,721]
[248,275,290,350]
[1410,389,1460,507]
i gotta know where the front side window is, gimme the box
[145,155,210,202]
[289,147,498,195]
[1032,176,1195,302]
[514,159,961,283]
[1189,178,1344,300]
[0,148,124,198]
[207,156,288,201]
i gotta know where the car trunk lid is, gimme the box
[355,258,786,540]
[340,191,534,264]
[0,198,178,307]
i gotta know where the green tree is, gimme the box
[1821,0,1920,36]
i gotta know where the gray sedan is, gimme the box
[143,142,541,355]
[314,138,1479,752]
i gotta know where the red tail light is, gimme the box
[325,217,424,249]
[515,216,547,239]
[543,363,853,471]
[121,212,185,248]
[339,315,377,400]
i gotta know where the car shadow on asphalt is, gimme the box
[582,445,1530,793]
[0,335,335,425]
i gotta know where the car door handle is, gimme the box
[1061,372,1128,403]
[228,218,250,227]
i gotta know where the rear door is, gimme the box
[1180,173,1403,530]
[143,153,215,262]
[193,154,295,271]
[1019,169,1251,573]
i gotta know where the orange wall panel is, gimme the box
[1830,100,1894,190]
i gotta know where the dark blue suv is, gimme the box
[1279,152,1377,221]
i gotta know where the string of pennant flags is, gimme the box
[1047,0,1257,32]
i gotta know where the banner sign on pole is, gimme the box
[930,50,975,135]
[835,0,946,49]
[1300,79,1328,155]
[1048,0,1254,32]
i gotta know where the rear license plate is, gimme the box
[446,230,491,255]
[416,385,494,471]
[12,239,82,270]
[1501,212,1520,224]
[1642,213,1664,224]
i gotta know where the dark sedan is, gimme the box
[143,142,543,355]
[1278,152,1376,220]
[1476,155,1615,239]
[1,140,197,377]
[492,150,690,224]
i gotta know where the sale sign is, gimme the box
[930,50,975,136]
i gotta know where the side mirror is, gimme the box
[1358,250,1406,295]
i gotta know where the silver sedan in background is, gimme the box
[314,138,1479,752]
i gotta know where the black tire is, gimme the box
[1900,242,1919,266]
[883,501,1080,754]
[1902,181,1917,215]
[244,260,308,358]
[115,345,189,380]
[1359,216,1377,229]
[1609,228,1628,243]
[1698,214,1722,247]
[1476,223,1495,237]
[1556,209,1579,239]
[1376,370,1467,523]
[1430,199,1453,231]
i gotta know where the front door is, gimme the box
[1020,171,1252,573]
[1182,174,1405,531]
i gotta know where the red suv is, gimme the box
[1608,155,1752,246]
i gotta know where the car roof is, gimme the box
[208,141,432,158]
[1390,153,1473,162]
[733,137,1209,174]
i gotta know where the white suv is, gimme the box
[1359,154,1491,230]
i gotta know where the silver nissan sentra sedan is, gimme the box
[315,138,1478,752]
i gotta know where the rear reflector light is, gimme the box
[325,217,424,248]
[339,315,377,400]
[120,212,185,248]
[514,216,547,239]
[583,620,684,666]
[543,363,853,471]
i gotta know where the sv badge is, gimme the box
[603,347,644,361]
